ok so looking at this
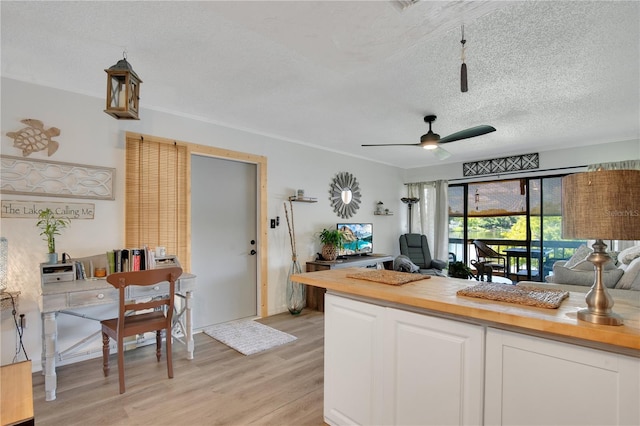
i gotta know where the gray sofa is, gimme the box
[544,244,640,291]
[546,259,624,287]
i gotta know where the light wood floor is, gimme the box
[32,310,325,425]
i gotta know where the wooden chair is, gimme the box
[472,240,506,276]
[101,267,182,394]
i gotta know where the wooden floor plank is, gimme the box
[32,310,325,425]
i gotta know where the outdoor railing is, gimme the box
[448,238,586,281]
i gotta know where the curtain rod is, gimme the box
[405,164,588,186]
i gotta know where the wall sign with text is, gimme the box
[1,200,95,219]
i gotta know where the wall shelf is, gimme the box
[374,211,393,216]
[289,196,317,203]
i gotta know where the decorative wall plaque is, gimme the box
[6,119,60,157]
[463,153,539,177]
[0,155,115,200]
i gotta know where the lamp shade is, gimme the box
[562,170,640,240]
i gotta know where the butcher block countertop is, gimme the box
[291,268,640,354]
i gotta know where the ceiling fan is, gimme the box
[362,115,496,160]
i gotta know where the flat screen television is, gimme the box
[337,223,373,257]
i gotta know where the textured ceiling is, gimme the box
[1,1,639,169]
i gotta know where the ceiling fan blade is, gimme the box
[361,143,422,147]
[432,146,452,160]
[439,125,496,144]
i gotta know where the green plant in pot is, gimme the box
[319,228,344,261]
[448,261,473,279]
[36,208,70,264]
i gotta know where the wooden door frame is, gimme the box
[126,132,268,317]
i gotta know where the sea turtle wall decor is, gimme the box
[6,119,60,157]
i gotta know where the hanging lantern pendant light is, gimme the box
[460,25,468,93]
[104,52,142,120]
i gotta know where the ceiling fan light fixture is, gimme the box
[420,130,439,149]
[422,141,438,150]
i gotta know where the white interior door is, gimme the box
[191,154,257,327]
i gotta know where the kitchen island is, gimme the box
[292,268,640,426]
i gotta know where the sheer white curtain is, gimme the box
[587,160,640,171]
[406,180,449,261]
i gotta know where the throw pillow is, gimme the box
[570,258,617,271]
[618,245,640,265]
[563,245,592,269]
[552,264,623,288]
[615,256,640,290]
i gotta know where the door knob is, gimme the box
[250,249,257,255]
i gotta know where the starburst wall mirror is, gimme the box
[329,172,361,218]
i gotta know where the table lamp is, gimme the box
[562,169,640,325]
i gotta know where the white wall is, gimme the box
[0,78,405,369]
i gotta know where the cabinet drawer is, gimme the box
[42,272,74,284]
[68,288,118,307]
[128,282,169,299]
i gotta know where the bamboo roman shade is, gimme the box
[467,179,527,217]
[125,135,189,270]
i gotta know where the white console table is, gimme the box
[305,254,394,311]
[39,273,196,401]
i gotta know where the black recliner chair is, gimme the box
[397,233,447,276]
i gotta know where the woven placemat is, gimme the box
[457,283,569,309]
[347,270,429,286]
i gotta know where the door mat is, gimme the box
[457,283,569,309]
[203,319,297,355]
[347,269,430,285]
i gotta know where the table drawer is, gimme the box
[68,288,118,307]
[128,282,170,299]
[41,293,68,312]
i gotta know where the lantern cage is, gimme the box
[104,56,142,120]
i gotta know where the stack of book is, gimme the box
[106,246,157,275]
[70,249,179,280]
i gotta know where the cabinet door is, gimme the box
[324,293,385,426]
[383,308,484,426]
[485,328,640,425]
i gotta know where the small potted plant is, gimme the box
[318,228,344,261]
[448,261,473,279]
[36,208,70,264]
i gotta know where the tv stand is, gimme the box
[305,254,394,311]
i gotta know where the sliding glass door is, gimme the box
[448,176,585,282]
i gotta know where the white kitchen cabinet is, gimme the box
[484,328,640,426]
[324,293,484,426]
[383,307,484,425]
[324,293,385,425]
